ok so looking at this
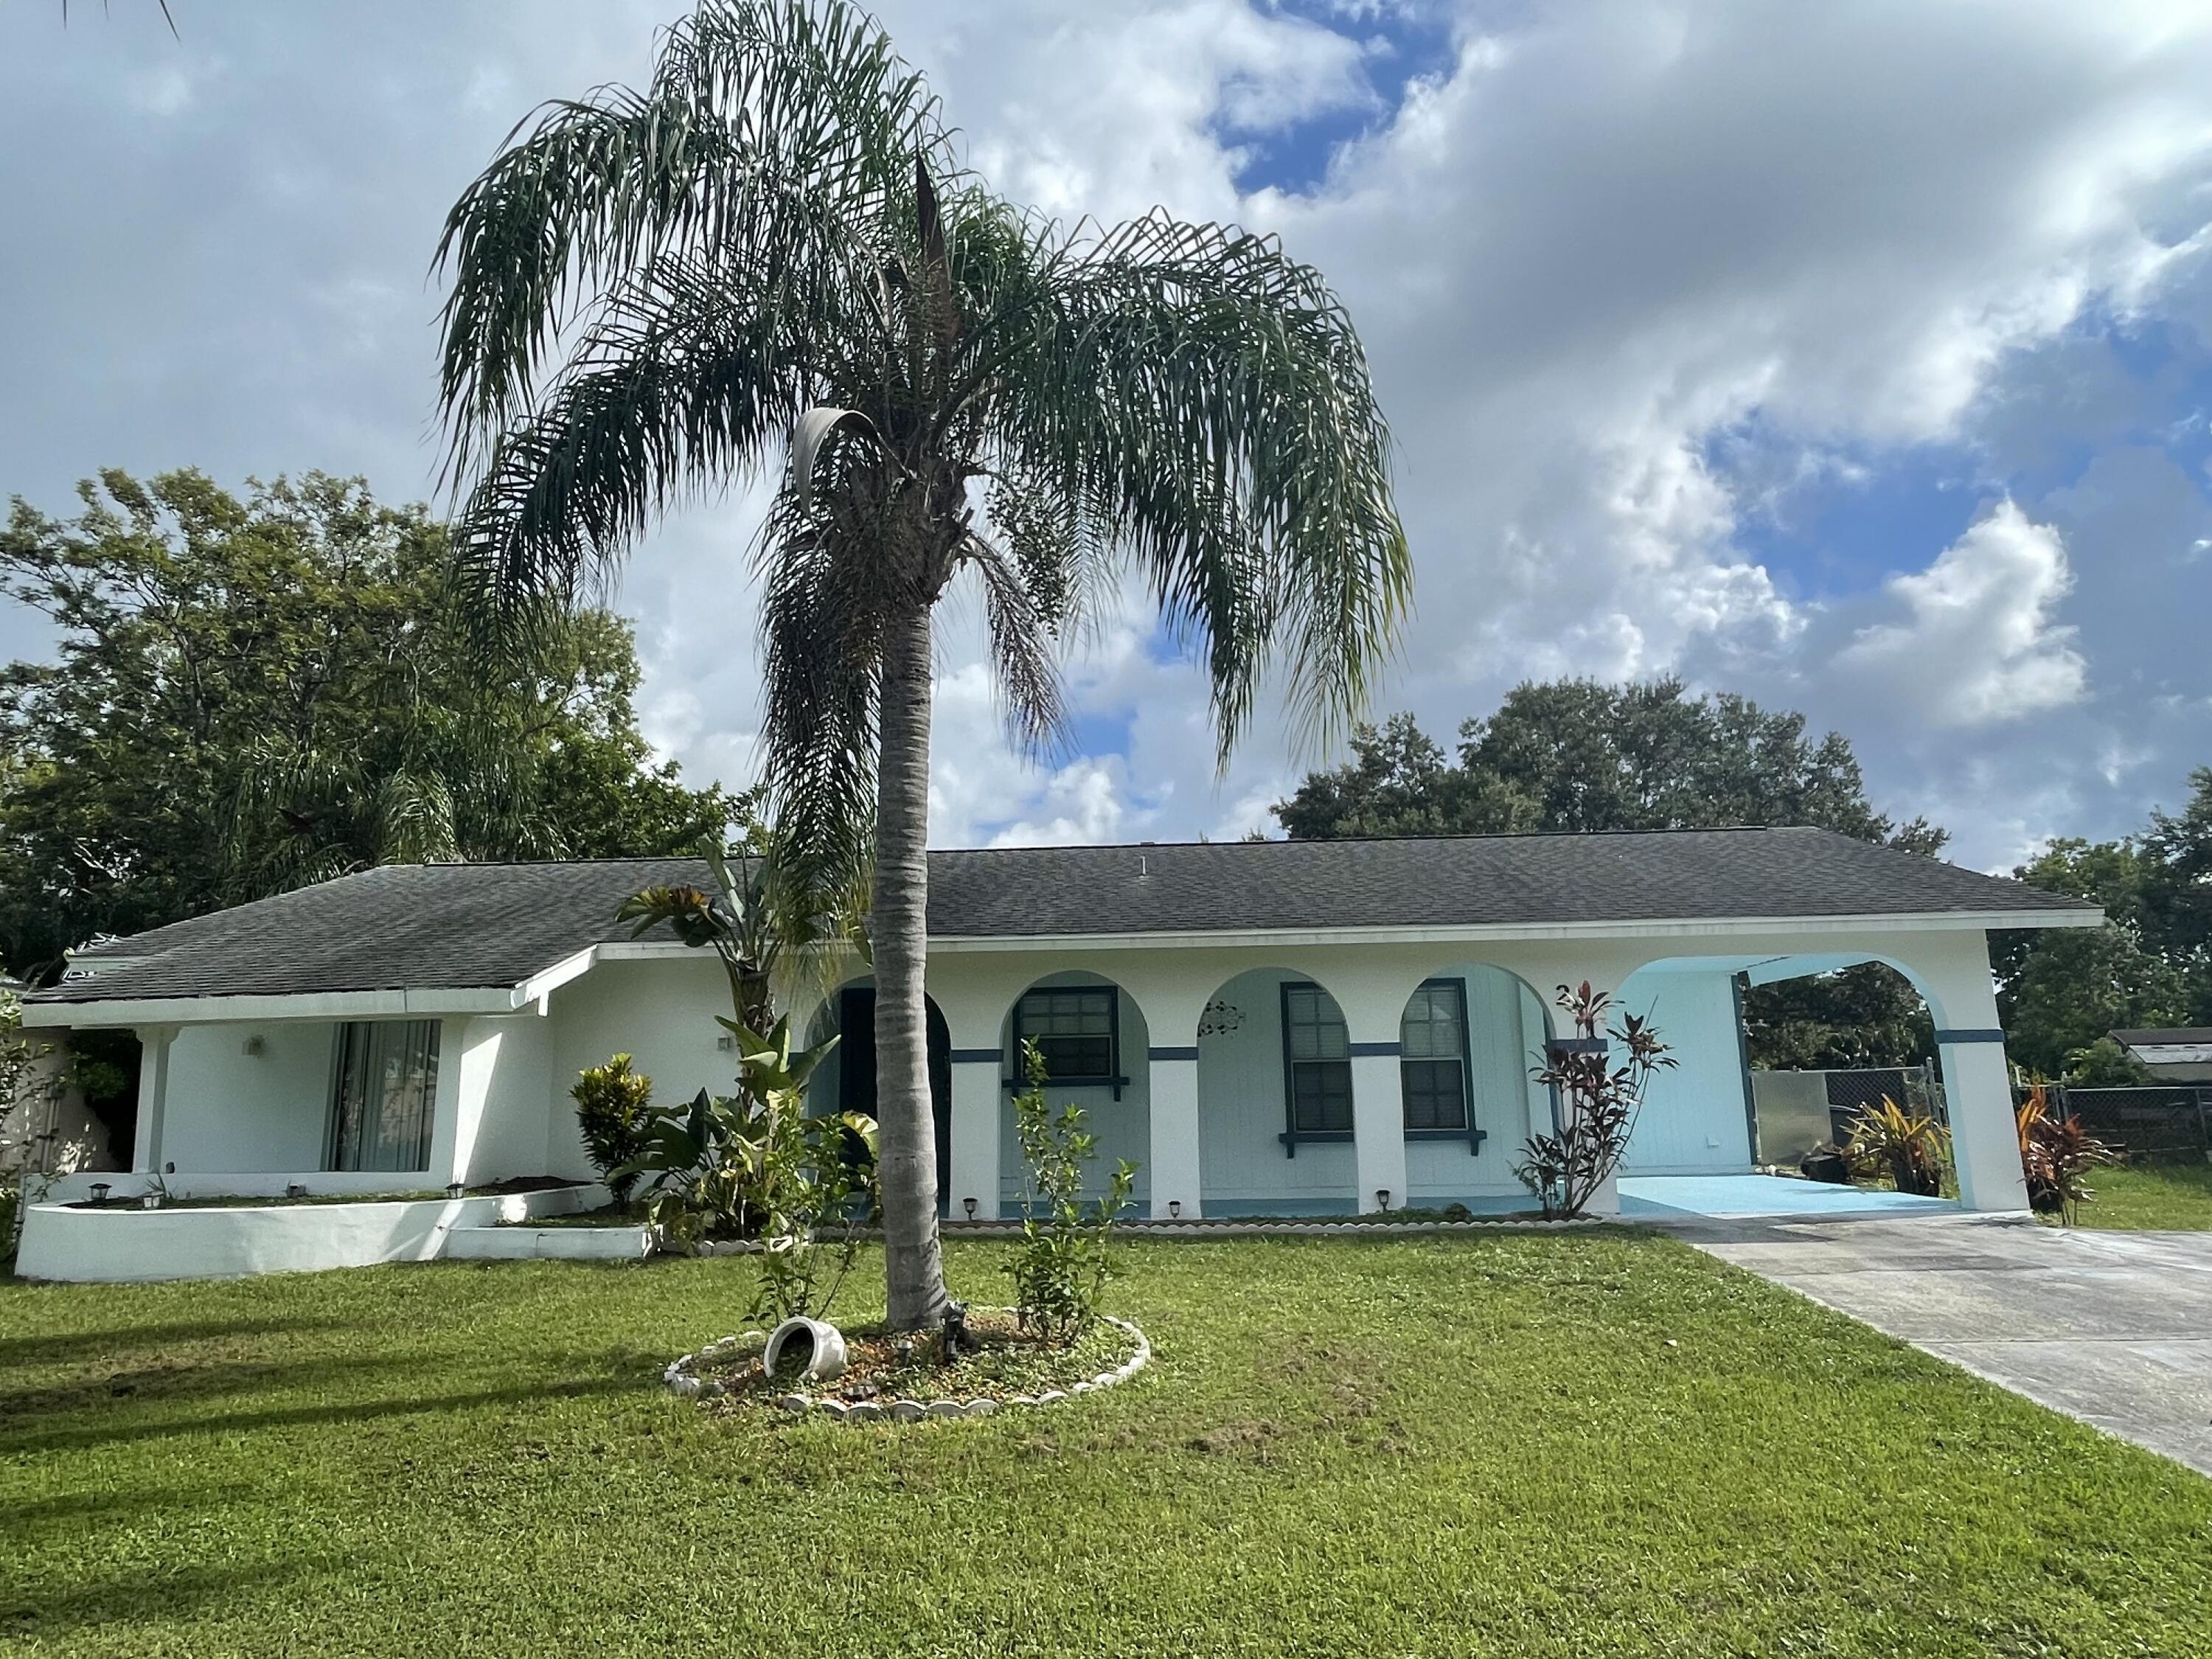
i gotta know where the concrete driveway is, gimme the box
[1666,1211,2212,1476]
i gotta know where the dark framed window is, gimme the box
[1400,978,1472,1133]
[327,1019,439,1172]
[1281,981,1353,1141]
[1013,987,1119,1085]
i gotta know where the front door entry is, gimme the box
[836,987,953,1203]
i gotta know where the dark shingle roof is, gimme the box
[30,827,2098,1005]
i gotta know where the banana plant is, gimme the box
[613,1014,876,1321]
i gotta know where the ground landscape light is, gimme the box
[1376,1189,1391,1212]
[962,1196,977,1220]
[1169,1200,1181,1220]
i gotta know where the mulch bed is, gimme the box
[695,1309,1139,1411]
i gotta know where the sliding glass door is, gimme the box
[327,1020,440,1172]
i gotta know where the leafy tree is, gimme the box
[2000,925,2191,1079]
[1279,678,1943,849]
[1277,680,1944,1068]
[1998,785,2212,1075]
[2138,768,2212,1006]
[434,0,1405,1327]
[0,468,731,977]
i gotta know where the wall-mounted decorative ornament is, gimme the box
[1197,998,1245,1038]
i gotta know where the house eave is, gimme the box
[21,984,534,1029]
[24,903,2100,1026]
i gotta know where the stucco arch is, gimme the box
[804,975,953,1208]
[994,967,1152,1211]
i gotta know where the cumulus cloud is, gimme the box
[4,1,2212,868]
[1835,501,2087,727]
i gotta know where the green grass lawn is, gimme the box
[4,1234,2208,1658]
[2071,1158,2212,1230]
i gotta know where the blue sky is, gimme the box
[3,1,2211,869]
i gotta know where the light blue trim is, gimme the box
[1933,1028,2006,1046]
[1348,1040,1402,1058]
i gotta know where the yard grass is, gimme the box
[4,1234,2209,1658]
[2070,1158,2212,1231]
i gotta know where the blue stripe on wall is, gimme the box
[1348,1041,1402,1058]
[1147,1046,1200,1062]
[947,1048,1001,1065]
[1933,1029,2006,1046]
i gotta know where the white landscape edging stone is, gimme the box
[661,1312,1152,1422]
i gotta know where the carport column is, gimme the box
[947,1046,1002,1223]
[1937,1031,2026,1211]
[1913,936,2031,1212]
[1147,1048,1201,1219]
[131,1024,177,1173]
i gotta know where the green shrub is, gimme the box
[571,1055,654,1203]
[1843,1095,1950,1197]
[1003,1041,1137,1342]
[619,1015,875,1324]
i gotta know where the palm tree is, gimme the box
[434,0,1407,1329]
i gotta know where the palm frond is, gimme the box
[961,532,1067,761]
[434,0,948,473]
[447,251,809,650]
[979,210,1409,759]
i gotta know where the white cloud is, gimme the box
[6,1,2212,867]
[1835,501,2087,728]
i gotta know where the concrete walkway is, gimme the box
[1667,1211,2212,1476]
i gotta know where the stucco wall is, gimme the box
[452,1014,555,1186]
[1617,968,1754,1175]
[546,956,734,1180]
[14,1182,602,1283]
[1195,967,1356,1213]
[1403,964,1553,1206]
[154,1021,336,1173]
[998,970,1152,1209]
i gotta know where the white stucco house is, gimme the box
[15,827,2100,1279]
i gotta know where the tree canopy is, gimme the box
[1997,777,2212,1078]
[1276,681,1944,852]
[1276,680,1944,1070]
[0,469,732,977]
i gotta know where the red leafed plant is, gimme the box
[2017,1082,2113,1225]
[1514,981,1675,1220]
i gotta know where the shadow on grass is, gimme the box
[0,1348,426,1436]
[0,1478,258,1537]
[2,1554,329,1642]
[0,1315,351,1371]
[1,1374,642,1457]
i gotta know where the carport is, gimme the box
[1619,1172,1958,1220]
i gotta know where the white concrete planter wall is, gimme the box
[444,1223,653,1262]
[13,1183,605,1283]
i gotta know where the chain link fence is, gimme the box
[2051,1085,2212,1163]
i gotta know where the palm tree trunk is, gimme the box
[873,598,950,1329]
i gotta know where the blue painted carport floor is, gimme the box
[1619,1173,1958,1220]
